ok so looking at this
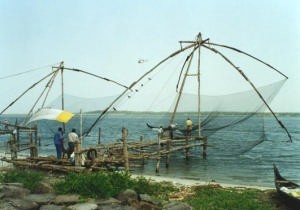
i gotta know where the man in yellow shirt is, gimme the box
[186,118,193,137]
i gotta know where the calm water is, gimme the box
[1,113,299,188]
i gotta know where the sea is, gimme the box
[0,113,299,188]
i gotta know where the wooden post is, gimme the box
[74,140,82,166]
[98,128,101,144]
[156,132,161,173]
[202,137,207,160]
[185,136,190,160]
[29,132,34,157]
[10,134,17,160]
[166,138,170,168]
[140,136,144,165]
[34,124,38,145]
[122,127,129,172]
[16,127,20,150]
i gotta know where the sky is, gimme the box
[0,0,299,113]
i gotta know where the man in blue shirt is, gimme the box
[54,127,64,159]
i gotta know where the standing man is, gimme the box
[186,118,193,137]
[68,128,79,157]
[54,127,64,159]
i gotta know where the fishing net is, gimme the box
[102,40,290,156]
[0,37,290,157]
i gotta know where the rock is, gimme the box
[5,198,39,210]
[34,181,54,193]
[0,200,18,210]
[96,197,121,205]
[163,201,192,210]
[68,202,98,210]
[51,194,80,205]
[39,204,65,210]
[100,203,137,210]
[0,184,30,198]
[25,193,56,205]
[117,189,138,204]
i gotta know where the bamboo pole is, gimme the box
[122,127,129,172]
[74,140,82,166]
[185,136,190,160]
[166,138,170,168]
[202,138,207,160]
[197,33,202,136]
[140,136,144,165]
[98,128,101,145]
[170,48,196,123]
[10,134,17,160]
[156,132,161,173]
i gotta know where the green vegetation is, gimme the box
[183,185,274,210]
[54,171,177,199]
[0,169,44,192]
[0,169,279,209]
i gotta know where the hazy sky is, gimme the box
[0,0,299,113]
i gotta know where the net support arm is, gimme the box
[202,44,292,142]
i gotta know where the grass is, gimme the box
[53,170,177,199]
[0,169,283,209]
[183,185,275,210]
[0,169,44,192]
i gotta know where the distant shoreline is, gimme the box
[1,111,300,116]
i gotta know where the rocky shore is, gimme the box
[0,181,192,210]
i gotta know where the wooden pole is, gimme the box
[10,134,17,160]
[122,127,129,172]
[74,140,82,166]
[156,132,161,173]
[60,61,65,132]
[202,138,207,160]
[140,136,144,165]
[197,33,202,136]
[170,49,196,123]
[98,128,101,145]
[185,136,190,160]
[166,138,170,168]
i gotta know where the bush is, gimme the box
[54,172,114,198]
[0,169,44,192]
[54,171,178,199]
[184,185,274,210]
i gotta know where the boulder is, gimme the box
[163,201,192,210]
[68,202,98,210]
[117,189,138,204]
[39,204,65,210]
[4,198,39,210]
[0,184,30,198]
[51,194,80,205]
[25,193,56,205]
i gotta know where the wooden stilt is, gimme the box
[166,138,170,168]
[156,132,161,173]
[185,136,190,160]
[98,127,101,145]
[10,134,17,160]
[122,127,129,172]
[74,140,82,166]
[203,138,207,160]
[140,136,144,165]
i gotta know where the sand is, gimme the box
[131,174,273,191]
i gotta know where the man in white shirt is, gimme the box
[68,128,79,157]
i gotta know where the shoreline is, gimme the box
[131,174,273,191]
[0,160,273,191]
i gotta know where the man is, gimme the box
[68,128,79,157]
[186,118,193,137]
[54,127,64,159]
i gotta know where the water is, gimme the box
[1,113,299,188]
